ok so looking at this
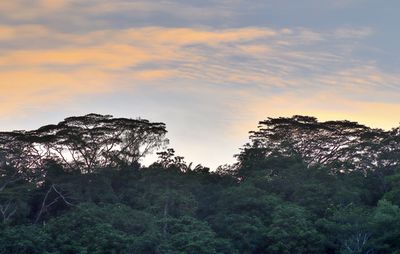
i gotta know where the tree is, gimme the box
[0,114,168,174]
[45,203,159,253]
[317,205,373,254]
[239,115,390,174]
[370,200,400,253]
[265,204,324,254]
[157,216,231,254]
[1,113,400,253]
[0,224,50,254]
[0,165,31,225]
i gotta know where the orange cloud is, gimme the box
[39,0,67,10]
[0,25,49,41]
[1,45,151,68]
[0,26,15,40]
[0,24,398,129]
[0,69,114,117]
[59,27,277,47]
[133,69,178,80]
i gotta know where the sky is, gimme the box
[0,0,399,168]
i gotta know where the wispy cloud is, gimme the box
[1,23,398,118]
[1,0,399,167]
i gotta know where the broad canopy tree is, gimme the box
[239,115,400,174]
[0,114,168,174]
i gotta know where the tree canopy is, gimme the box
[0,113,168,174]
[1,114,400,254]
[239,115,399,174]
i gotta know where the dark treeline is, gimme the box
[1,114,400,254]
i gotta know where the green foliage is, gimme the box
[0,224,50,254]
[265,204,324,254]
[45,203,159,253]
[370,200,400,253]
[1,114,400,253]
[158,216,231,254]
[317,205,373,253]
[383,171,400,205]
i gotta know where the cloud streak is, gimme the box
[1,24,399,117]
[1,0,399,167]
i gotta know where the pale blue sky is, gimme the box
[0,0,399,168]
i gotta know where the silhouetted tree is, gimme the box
[239,115,397,174]
[0,114,168,174]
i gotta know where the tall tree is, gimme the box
[239,115,396,174]
[0,114,168,174]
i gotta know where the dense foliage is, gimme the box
[1,114,400,253]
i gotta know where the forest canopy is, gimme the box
[1,114,400,254]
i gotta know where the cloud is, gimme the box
[39,0,67,10]
[0,25,50,41]
[1,44,151,68]
[0,25,400,111]
[0,69,114,117]
[0,16,398,137]
[0,25,279,116]
[0,0,239,26]
[0,26,15,40]
[334,27,374,39]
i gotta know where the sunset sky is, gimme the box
[1,0,399,168]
